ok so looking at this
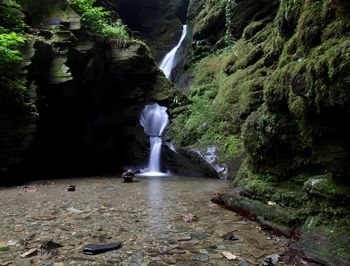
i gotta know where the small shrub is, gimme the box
[0,0,27,93]
[69,0,129,40]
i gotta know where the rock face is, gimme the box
[0,0,186,180]
[114,0,190,62]
[170,0,350,262]
[26,40,175,176]
[162,145,219,178]
[0,86,37,178]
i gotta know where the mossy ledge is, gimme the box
[171,0,350,263]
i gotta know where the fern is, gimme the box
[69,0,130,40]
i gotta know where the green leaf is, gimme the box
[0,246,10,252]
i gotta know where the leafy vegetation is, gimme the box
[69,0,129,40]
[0,0,27,93]
[170,48,243,170]
[222,0,236,44]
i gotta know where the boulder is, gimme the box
[122,170,135,183]
[162,145,219,178]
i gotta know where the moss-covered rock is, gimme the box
[172,0,350,262]
[212,192,302,236]
[304,174,350,200]
[191,0,225,41]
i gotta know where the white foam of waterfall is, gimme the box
[159,25,188,79]
[140,103,169,176]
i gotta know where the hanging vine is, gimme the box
[223,0,236,45]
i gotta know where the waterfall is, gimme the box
[159,25,188,79]
[140,103,169,176]
[138,25,187,176]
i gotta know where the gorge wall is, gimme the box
[169,0,350,263]
[113,0,190,62]
[1,0,349,263]
[0,0,186,180]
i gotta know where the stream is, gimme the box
[0,177,287,265]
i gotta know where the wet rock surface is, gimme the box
[115,0,189,61]
[0,176,287,265]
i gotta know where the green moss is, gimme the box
[236,162,309,208]
[260,24,284,67]
[235,44,264,70]
[242,105,311,176]
[222,135,242,158]
[297,1,329,52]
[246,178,276,198]
[304,173,350,200]
[337,0,350,22]
[264,63,295,111]
[276,0,304,38]
[192,0,225,39]
[329,225,350,259]
[322,18,350,41]
[172,0,350,260]
[305,37,350,110]
[278,34,299,67]
[243,19,268,40]
[176,0,350,203]
[218,192,302,231]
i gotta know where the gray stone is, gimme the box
[172,248,186,254]
[175,233,192,242]
[0,176,287,265]
[270,254,280,265]
[192,253,209,262]
[190,231,209,240]
[238,259,249,266]
[67,207,84,214]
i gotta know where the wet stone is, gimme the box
[164,255,177,264]
[262,256,273,266]
[238,259,250,266]
[172,248,186,254]
[175,252,193,261]
[67,185,76,192]
[190,231,209,240]
[192,253,209,262]
[0,176,286,265]
[249,247,266,259]
[14,225,25,232]
[209,253,223,259]
[175,233,192,242]
[199,249,208,254]
[223,231,239,241]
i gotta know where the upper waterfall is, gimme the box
[159,25,188,79]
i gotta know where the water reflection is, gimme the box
[147,177,168,233]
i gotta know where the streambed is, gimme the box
[0,177,288,265]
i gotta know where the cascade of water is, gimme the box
[138,25,187,176]
[140,103,169,176]
[159,25,188,79]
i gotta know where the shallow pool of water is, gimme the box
[0,176,287,265]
